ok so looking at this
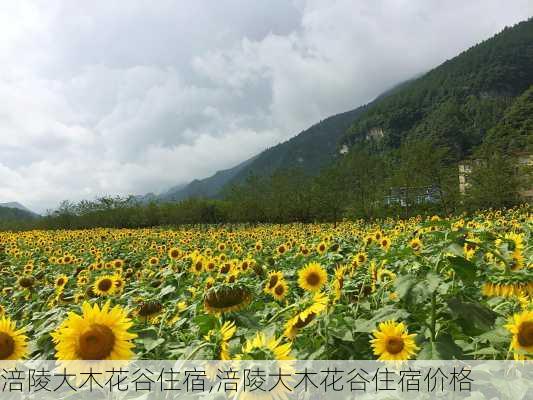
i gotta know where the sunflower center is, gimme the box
[0,332,15,359]
[78,324,115,360]
[518,321,533,347]
[268,275,279,289]
[306,272,320,287]
[385,337,404,355]
[274,285,285,296]
[97,279,113,292]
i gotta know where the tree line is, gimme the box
[0,139,529,231]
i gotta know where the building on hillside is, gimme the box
[458,153,533,201]
[384,185,441,207]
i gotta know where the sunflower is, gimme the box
[0,316,28,360]
[113,275,125,292]
[333,265,347,301]
[284,292,327,339]
[505,233,525,271]
[370,320,418,361]
[236,332,292,360]
[271,280,288,301]
[377,268,396,284]
[204,284,252,314]
[298,262,327,292]
[264,271,284,293]
[55,274,69,288]
[356,252,367,264]
[148,256,159,266]
[505,310,533,360]
[380,237,391,251]
[136,301,163,323]
[191,256,204,275]
[464,242,477,260]
[409,238,422,253]
[204,320,236,360]
[18,276,35,289]
[316,242,327,254]
[482,280,533,299]
[93,275,117,296]
[52,301,136,360]
[168,247,181,260]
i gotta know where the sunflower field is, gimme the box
[0,205,531,362]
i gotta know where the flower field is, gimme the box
[0,205,531,361]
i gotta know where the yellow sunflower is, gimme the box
[370,320,418,361]
[409,238,422,253]
[264,271,284,294]
[93,275,117,296]
[237,332,292,360]
[0,316,28,360]
[505,310,533,360]
[52,301,137,360]
[380,237,391,251]
[316,242,327,254]
[284,292,328,339]
[168,247,181,260]
[191,256,204,275]
[271,280,288,301]
[204,320,236,360]
[297,262,327,292]
[55,274,69,288]
[204,284,252,314]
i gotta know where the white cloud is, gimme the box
[0,0,531,212]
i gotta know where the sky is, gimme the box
[0,1,532,213]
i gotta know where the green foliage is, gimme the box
[482,85,533,153]
[344,18,533,159]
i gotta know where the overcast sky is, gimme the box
[0,1,532,212]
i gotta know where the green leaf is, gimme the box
[477,326,510,346]
[418,334,464,359]
[143,337,165,352]
[394,275,416,300]
[193,314,217,335]
[447,256,477,281]
[353,318,376,333]
[159,285,176,297]
[330,328,354,342]
[447,298,497,335]
[445,243,464,257]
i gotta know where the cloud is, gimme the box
[0,0,531,212]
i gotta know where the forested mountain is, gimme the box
[154,18,533,202]
[158,156,258,201]
[157,106,368,202]
[0,205,38,221]
[342,18,533,159]
[481,85,533,153]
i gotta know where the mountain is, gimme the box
[342,18,533,158]
[482,84,533,153]
[0,202,36,214]
[0,204,38,221]
[159,156,258,201]
[153,17,533,202]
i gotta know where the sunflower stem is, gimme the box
[185,342,211,360]
[430,292,437,343]
[266,303,298,324]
